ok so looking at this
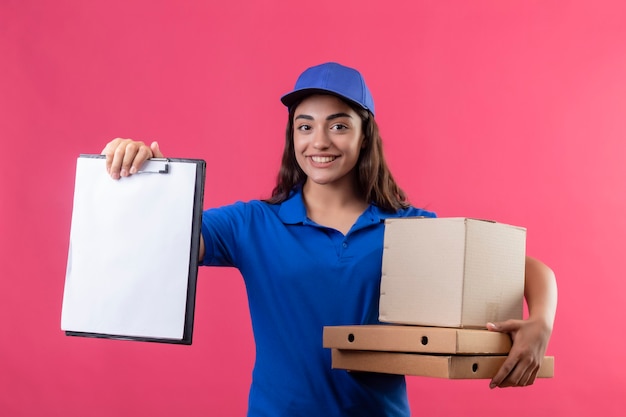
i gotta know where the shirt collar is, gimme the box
[277,186,395,228]
[277,187,308,224]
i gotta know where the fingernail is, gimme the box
[120,168,128,177]
[130,166,137,174]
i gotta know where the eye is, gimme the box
[296,124,311,131]
[331,123,348,131]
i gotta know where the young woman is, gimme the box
[102,62,557,416]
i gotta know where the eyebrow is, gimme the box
[294,112,353,121]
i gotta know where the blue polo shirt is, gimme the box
[201,188,436,416]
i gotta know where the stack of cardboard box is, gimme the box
[324,218,554,379]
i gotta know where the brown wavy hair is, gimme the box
[264,99,410,212]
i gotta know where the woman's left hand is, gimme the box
[486,318,552,388]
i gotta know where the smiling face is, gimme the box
[292,94,365,189]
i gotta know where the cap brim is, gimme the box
[280,88,368,112]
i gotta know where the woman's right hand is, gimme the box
[101,138,164,180]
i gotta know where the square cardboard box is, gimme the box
[323,325,512,354]
[379,218,526,328]
[331,349,554,379]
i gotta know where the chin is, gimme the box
[304,173,334,184]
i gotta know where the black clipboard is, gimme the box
[61,154,206,344]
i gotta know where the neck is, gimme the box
[301,178,369,236]
[302,178,366,209]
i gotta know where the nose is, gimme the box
[311,129,331,149]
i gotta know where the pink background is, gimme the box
[2,1,625,415]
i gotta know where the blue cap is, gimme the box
[281,62,375,116]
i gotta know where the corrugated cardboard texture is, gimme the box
[463,219,526,326]
[331,349,554,379]
[323,325,512,354]
[379,218,526,328]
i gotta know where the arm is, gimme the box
[487,255,558,388]
[101,138,206,261]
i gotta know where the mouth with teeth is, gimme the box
[310,155,337,163]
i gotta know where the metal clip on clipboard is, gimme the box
[137,158,170,174]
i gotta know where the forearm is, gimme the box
[524,256,558,330]
[198,235,206,262]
